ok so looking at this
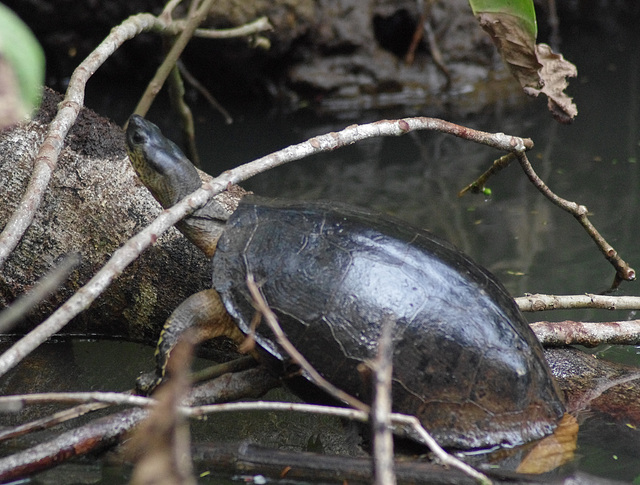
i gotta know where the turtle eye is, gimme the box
[131,131,145,145]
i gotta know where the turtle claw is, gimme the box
[136,371,162,396]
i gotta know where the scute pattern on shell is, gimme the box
[213,195,564,449]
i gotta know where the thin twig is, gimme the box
[167,60,201,166]
[0,391,154,409]
[423,10,451,89]
[161,0,183,18]
[0,13,166,269]
[0,389,490,483]
[371,315,396,485]
[0,401,109,442]
[0,118,535,379]
[515,151,635,283]
[0,367,275,481]
[245,274,370,413]
[191,402,491,484]
[404,0,425,65]
[458,153,516,196]
[391,415,492,485]
[183,16,272,39]
[133,0,215,118]
[0,253,80,332]
[189,356,257,384]
[178,60,233,124]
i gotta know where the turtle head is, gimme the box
[126,114,201,208]
[126,115,229,257]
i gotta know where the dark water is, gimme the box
[4,11,640,485]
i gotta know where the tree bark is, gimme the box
[0,88,212,344]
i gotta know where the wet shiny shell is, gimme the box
[212,195,565,449]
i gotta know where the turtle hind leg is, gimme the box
[136,289,244,395]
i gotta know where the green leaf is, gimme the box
[0,3,45,127]
[469,0,537,38]
[468,0,577,123]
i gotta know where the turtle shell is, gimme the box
[212,195,565,449]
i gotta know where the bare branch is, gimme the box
[516,293,640,312]
[390,415,492,485]
[0,367,274,481]
[245,274,370,413]
[0,13,166,269]
[178,60,233,124]
[191,17,272,39]
[0,9,270,269]
[129,337,196,485]
[0,253,80,332]
[0,402,108,442]
[371,315,396,485]
[458,153,515,196]
[189,402,492,484]
[514,151,635,283]
[0,391,154,410]
[0,391,489,483]
[132,0,215,118]
[167,62,201,166]
[532,319,640,347]
[224,118,533,185]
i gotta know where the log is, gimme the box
[0,89,213,344]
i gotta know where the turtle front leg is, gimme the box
[136,289,245,395]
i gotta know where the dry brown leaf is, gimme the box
[477,13,542,88]
[525,44,578,124]
[516,413,579,474]
[477,13,578,123]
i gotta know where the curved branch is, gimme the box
[515,151,635,283]
[182,16,273,39]
[245,275,370,413]
[0,13,166,269]
[132,0,215,118]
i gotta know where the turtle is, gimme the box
[125,115,565,449]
